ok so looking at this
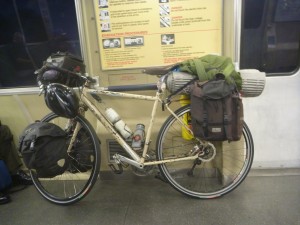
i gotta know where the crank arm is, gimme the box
[113,154,144,169]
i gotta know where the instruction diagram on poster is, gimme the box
[95,0,222,70]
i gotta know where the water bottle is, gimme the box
[132,124,145,150]
[105,108,132,139]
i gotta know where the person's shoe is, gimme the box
[0,192,11,205]
[11,170,33,186]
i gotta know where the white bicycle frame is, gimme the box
[79,85,200,169]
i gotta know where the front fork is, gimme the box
[66,104,87,153]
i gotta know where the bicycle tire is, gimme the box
[156,105,254,199]
[30,112,101,205]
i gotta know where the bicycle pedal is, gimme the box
[108,163,123,174]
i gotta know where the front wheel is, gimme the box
[30,113,101,205]
[156,105,254,199]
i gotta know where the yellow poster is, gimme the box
[95,0,222,70]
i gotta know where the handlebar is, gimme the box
[36,64,98,85]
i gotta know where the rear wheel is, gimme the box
[30,113,101,205]
[156,105,254,198]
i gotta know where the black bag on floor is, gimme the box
[190,74,243,141]
[0,160,12,191]
[19,122,69,178]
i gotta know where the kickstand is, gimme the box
[155,172,168,183]
[109,163,123,174]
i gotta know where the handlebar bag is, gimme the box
[37,52,86,87]
[190,74,243,141]
[19,122,69,178]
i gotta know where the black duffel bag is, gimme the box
[19,122,69,178]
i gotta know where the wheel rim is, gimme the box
[157,106,254,198]
[31,113,100,205]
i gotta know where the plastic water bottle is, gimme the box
[132,124,145,150]
[105,108,132,139]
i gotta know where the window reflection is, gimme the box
[240,0,300,74]
[0,0,81,88]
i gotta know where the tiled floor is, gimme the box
[1,169,300,225]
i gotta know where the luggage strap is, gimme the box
[166,77,198,103]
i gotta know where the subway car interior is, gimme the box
[0,0,299,224]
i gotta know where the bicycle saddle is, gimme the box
[142,63,179,75]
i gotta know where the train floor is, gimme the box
[1,168,300,225]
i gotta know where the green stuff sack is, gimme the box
[178,54,242,90]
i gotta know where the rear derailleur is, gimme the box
[187,142,216,176]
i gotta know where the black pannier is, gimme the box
[19,122,69,178]
[190,74,243,141]
[37,52,86,87]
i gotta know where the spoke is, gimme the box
[157,106,254,198]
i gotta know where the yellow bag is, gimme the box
[180,96,193,140]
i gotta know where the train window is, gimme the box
[0,0,81,88]
[240,0,300,74]
[244,0,265,29]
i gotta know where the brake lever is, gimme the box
[35,64,48,75]
[38,85,45,96]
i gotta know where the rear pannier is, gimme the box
[190,74,243,141]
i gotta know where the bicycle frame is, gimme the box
[30,55,256,203]
[80,85,199,169]
[32,64,255,203]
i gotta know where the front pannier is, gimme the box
[19,122,69,178]
[190,74,243,141]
